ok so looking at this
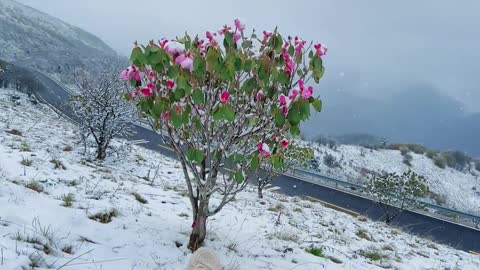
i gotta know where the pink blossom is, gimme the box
[257,90,264,101]
[234,18,245,32]
[147,83,156,92]
[289,89,299,101]
[147,70,156,81]
[280,139,289,149]
[299,80,305,91]
[175,54,194,72]
[294,39,306,55]
[314,43,328,57]
[234,33,241,43]
[282,106,289,116]
[220,91,230,103]
[161,111,171,121]
[302,86,314,100]
[258,142,271,158]
[120,66,141,82]
[164,41,185,56]
[279,94,288,106]
[129,92,138,99]
[218,26,232,36]
[167,80,176,89]
[262,31,273,45]
[141,88,153,97]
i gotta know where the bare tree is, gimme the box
[367,169,429,223]
[70,69,136,160]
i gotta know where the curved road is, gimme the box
[28,69,480,253]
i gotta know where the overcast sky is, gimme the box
[18,0,480,112]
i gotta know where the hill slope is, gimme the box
[0,0,118,75]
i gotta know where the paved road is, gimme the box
[28,69,480,253]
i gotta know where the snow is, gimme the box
[304,142,480,216]
[0,89,479,269]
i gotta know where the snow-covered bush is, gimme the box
[70,69,136,159]
[122,19,327,250]
[367,170,429,223]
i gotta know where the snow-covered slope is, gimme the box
[0,90,479,269]
[306,142,480,215]
[0,0,118,74]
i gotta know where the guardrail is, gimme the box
[290,167,480,229]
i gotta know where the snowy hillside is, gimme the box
[0,0,118,75]
[1,90,479,269]
[306,142,480,215]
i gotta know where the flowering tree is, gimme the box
[71,69,136,159]
[367,170,429,223]
[122,19,327,250]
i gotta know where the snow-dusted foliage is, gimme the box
[367,170,429,223]
[70,69,136,159]
[122,19,326,250]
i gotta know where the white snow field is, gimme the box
[0,89,479,269]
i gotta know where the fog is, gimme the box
[16,0,480,154]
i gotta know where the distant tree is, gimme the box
[367,170,429,223]
[256,143,313,198]
[323,153,339,168]
[70,69,136,159]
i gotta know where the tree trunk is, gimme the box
[257,182,264,199]
[188,199,208,251]
[97,144,106,160]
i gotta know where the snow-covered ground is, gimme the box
[0,89,479,270]
[305,142,480,216]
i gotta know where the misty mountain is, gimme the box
[303,80,480,157]
[0,0,119,77]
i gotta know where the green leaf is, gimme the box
[312,98,322,112]
[274,34,283,53]
[192,88,205,104]
[130,47,144,66]
[223,105,235,122]
[170,109,182,128]
[241,78,257,93]
[213,107,223,121]
[290,124,301,136]
[287,102,302,125]
[277,72,289,85]
[243,59,253,72]
[288,46,294,57]
[299,99,311,119]
[272,155,285,170]
[152,99,167,118]
[206,48,221,72]
[193,117,203,130]
[251,155,260,171]
[274,110,286,127]
[193,57,206,78]
[174,88,185,100]
[187,148,205,163]
[234,170,245,184]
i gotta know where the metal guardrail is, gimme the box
[290,167,480,229]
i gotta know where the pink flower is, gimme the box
[166,80,176,89]
[258,142,271,158]
[219,26,232,35]
[279,94,288,106]
[161,111,171,121]
[164,41,185,56]
[299,80,305,91]
[120,66,141,82]
[129,92,138,99]
[147,70,156,81]
[280,139,289,149]
[175,54,194,72]
[147,83,156,92]
[220,91,230,103]
[234,33,241,43]
[234,18,245,32]
[141,88,153,97]
[289,89,299,101]
[314,43,328,57]
[282,106,289,116]
[302,86,314,100]
[262,31,273,45]
[294,38,306,55]
[257,90,264,101]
